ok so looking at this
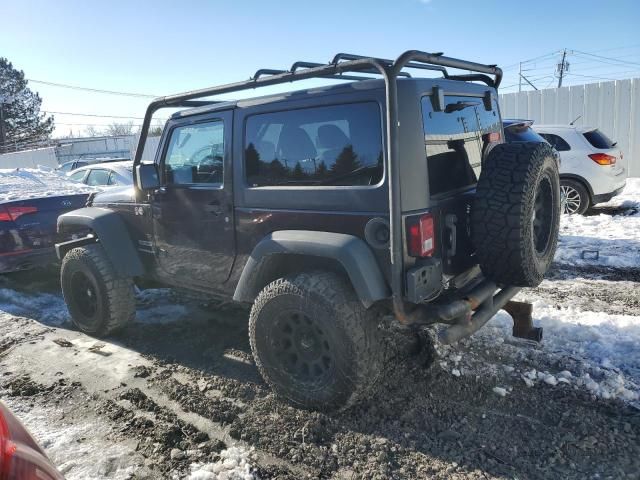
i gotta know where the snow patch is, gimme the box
[186,446,256,480]
[0,167,96,203]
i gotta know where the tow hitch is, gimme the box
[503,300,543,342]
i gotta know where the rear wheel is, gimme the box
[249,271,383,411]
[61,244,135,336]
[560,179,590,215]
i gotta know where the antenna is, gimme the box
[569,114,582,125]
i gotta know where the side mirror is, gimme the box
[136,162,160,190]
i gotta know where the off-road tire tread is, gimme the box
[61,244,135,336]
[472,142,560,286]
[249,271,383,411]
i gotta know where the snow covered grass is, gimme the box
[0,167,95,203]
[185,446,257,480]
[555,178,640,269]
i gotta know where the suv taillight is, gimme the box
[407,213,435,257]
[588,153,616,165]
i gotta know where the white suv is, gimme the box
[532,125,626,214]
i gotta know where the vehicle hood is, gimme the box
[91,186,135,205]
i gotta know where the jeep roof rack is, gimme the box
[133,50,503,324]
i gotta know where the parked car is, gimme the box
[0,169,89,273]
[67,160,133,187]
[503,119,560,164]
[531,125,626,214]
[55,157,129,173]
[56,50,560,411]
[0,401,63,479]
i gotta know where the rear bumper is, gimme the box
[592,183,626,204]
[0,247,57,274]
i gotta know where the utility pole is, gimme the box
[518,62,522,92]
[557,49,568,88]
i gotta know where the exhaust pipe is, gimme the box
[438,286,521,345]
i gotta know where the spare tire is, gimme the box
[472,142,560,287]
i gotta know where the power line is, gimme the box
[27,79,157,98]
[43,110,169,121]
[570,50,640,67]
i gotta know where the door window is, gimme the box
[163,121,224,185]
[86,169,110,186]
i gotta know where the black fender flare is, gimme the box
[56,207,144,277]
[233,230,390,308]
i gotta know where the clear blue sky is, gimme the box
[2,0,639,137]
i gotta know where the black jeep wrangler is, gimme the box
[56,51,560,410]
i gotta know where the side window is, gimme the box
[75,161,88,169]
[163,120,224,185]
[107,172,119,185]
[539,133,571,151]
[244,102,383,187]
[59,163,73,173]
[69,170,86,183]
[86,169,110,186]
[421,94,501,196]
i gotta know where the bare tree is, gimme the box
[105,121,136,136]
[84,125,103,137]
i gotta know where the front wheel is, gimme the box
[249,271,383,411]
[61,244,135,336]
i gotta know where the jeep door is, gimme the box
[151,111,235,289]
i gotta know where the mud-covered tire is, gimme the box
[560,178,591,215]
[472,142,560,287]
[61,244,135,336]
[249,271,383,411]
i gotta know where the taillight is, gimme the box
[588,153,616,165]
[407,213,435,257]
[0,206,38,222]
[0,405,62,480]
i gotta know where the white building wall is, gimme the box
[499,78,640,177]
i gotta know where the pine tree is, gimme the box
[316,160,328,177]
[292,161,305,179]
[331,145,360,175]
[0,58,54,149]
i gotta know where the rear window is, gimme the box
[504,124,548,144]
[245,102,383,187]
[583,129,614,149]
[421,94,500,196]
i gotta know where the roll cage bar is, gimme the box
[132,50,503,319]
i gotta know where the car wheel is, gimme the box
[61,244,135,336]
[249,271,384,411]
[560,179,591,215]
[472,142,561,287]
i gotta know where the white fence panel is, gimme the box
[500,78,640,176]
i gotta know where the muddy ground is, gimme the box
[0,259,638,480]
